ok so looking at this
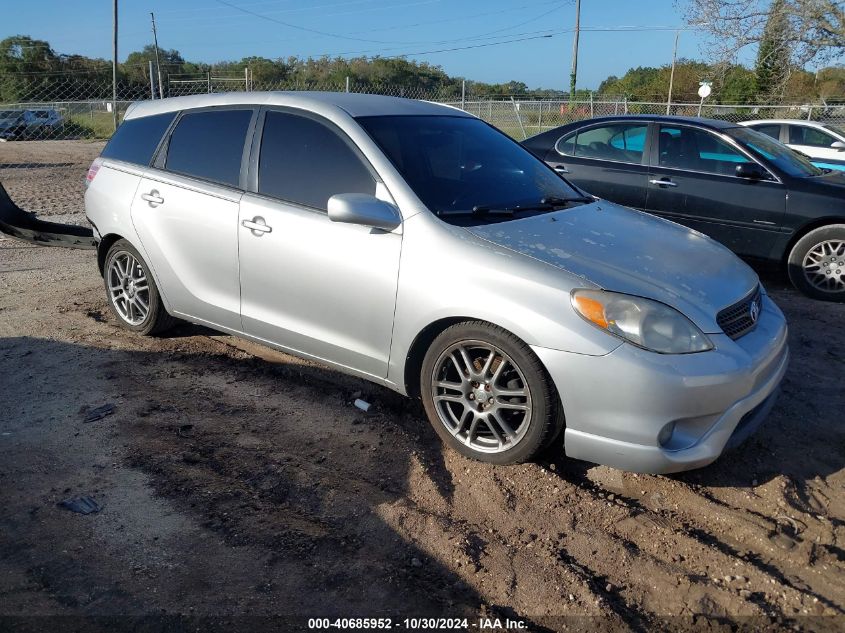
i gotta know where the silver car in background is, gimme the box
[84,92,788,473]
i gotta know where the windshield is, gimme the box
[728,127,823,177]
[357,115,585,224]
[823,123,845,138]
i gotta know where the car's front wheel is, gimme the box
[420,321,562,465]
[103,239,176,335]
[787,224,845,302]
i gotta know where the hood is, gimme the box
[466,201,759,333]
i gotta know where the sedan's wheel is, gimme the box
[787,224,845,302]
[420,322,562,464]
[104,239,177,335]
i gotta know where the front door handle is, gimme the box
[242,216,272,236]
[554,165,569,174]
[649,178,678,188]
[140,190,164,206]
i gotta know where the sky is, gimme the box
[5,0,753,90]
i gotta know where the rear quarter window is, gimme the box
[100,112,176,166]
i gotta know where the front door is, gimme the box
[130,107,254,330]
[645,123,787,259]
[545,121,651,210]
[238,109,402,378]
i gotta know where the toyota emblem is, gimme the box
[749,299,760,323]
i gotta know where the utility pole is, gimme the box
[151,12,164,99]
[112,0,118,131]
[569,0,581,104]
[666,30,680,115]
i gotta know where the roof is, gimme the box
[124,91,470,121]
[559,114,740,130]
[740,119,832,127]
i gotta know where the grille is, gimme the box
[716,286,762,340]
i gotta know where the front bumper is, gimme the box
[533,293,789,474]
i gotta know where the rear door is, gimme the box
[131,107,256,331]
[645,123,786,258]
[544,121,651,210]
[237,108,402,377]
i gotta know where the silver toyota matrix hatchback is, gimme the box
[85,92,789,473]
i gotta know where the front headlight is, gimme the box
[571,289,713,354]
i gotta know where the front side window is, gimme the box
[657,125,753,176]
[568,124,647,163]
[358,115,584,224]
[165,109,253,187]
[101,112,176,166]
[258,111,375,210]
[788,125,837,148]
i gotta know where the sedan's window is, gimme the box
[358,115,584,224]
[658,126,753,176]
[728,127,823,177]
[749,124,781,140]
[258,111,376,211]
[165,109,253,187]
[569,124,647,163]
[101,112,177,166]
[788,125,837,148]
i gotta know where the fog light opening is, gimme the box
[658,422,676,448]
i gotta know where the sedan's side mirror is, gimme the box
[831,140,845,151]
[735,163,768,180]
[328,193,401,231]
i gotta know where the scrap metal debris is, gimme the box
[58,496,102,515]
[84,403,115,423]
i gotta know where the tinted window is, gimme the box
[258,111,375,210]
[359,115,583,223]
[728,127,823,177]
[571,124,646,162]
[658,126,753,176]
[788,124,836,148]
[101,112,176,166]
[165,109,252,187]
[750,124,781,140]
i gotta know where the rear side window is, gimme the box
[567,124,647,163]
[165,109,253,187]
[101,112,176,166]
[750,123,781,140]
[258,110,375,210]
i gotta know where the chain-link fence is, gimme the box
[2,71,845,222]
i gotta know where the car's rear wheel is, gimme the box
[787,224,845,302]
[420,321,562,465]
[104,239,176,335]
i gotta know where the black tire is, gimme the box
[787,224,845,302]
[103,239,177,335]
[420,321,564,465]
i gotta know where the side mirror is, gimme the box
[328,193,400,231]
[831,140,845,151]
[735,163,767,180]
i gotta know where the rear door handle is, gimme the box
[649,178,678,188]
[140,190,164,206]
[554,165,569,174]
[242,216,272,235]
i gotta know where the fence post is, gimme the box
[207,72,212,94]
[149,60,156,100]
[538,100,543,130]
[245,67,249,91]
[510,96,527,140]
[345,76,350,93]
[461,80,466,111]
[614,99,619,115]
[589,91,594,117]
[807,105,813,121]
[623,96,628,114]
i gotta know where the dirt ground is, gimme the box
[1,142,844,631]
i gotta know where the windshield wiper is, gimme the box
[439,195,595,218]
[541,195,595,205]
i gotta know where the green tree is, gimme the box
[755,0,793,98]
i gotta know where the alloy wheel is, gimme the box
[107,250,150,325]
[430,340,533,454]
[802,239,845,294]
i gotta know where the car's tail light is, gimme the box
[85,157,103,187]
